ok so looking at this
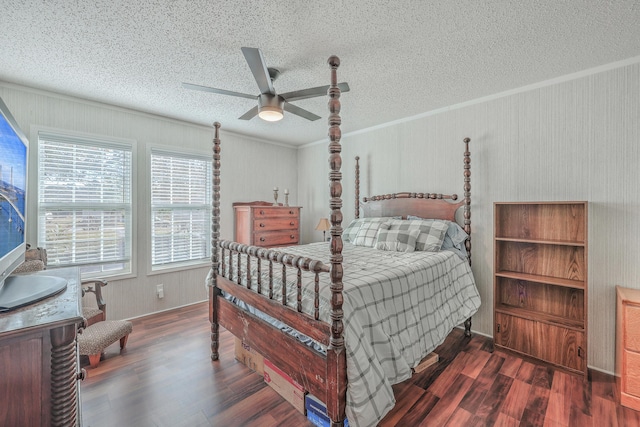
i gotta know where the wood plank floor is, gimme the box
[81,302,640,426]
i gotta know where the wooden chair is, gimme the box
[81,279,107,326]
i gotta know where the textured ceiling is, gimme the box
[1,0,639,146]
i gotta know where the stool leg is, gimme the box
[88,354,101,368]
[120,334,129,350]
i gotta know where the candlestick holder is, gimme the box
[273,189,279,206]
[284,189,289,207]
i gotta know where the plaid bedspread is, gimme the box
[212,242,481,427]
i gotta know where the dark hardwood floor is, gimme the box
[81,302,640,426]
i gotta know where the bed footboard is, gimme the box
[217,240,331,341]
[211,239,339,403]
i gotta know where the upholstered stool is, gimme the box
[78,320,133,368]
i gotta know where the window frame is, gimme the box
[148,145,212,274]
[34,126,136,280]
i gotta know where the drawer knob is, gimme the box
[290,221,295,226]
[259,210,265,215]
[260,237,266,242]
[289,210,294,215]
[259,223,265,227]
[290,235,295,239]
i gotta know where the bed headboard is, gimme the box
[355,137,471,262]
[359,192,462,221]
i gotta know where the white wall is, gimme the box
[0,82,298,321]
[297,59,640,374]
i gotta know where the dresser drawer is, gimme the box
[255,231,299,247]
[253,207,299,219]
[254,218,298,232]
[625,304,640,352]
[617,286,640,410]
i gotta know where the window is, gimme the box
[37,131,133,277]
[150,149,211,268]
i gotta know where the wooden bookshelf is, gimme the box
[493,202,588,377]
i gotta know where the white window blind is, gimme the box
[37,132,132,276]
[151,149,211,267]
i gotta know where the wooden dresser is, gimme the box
[616,285,640,410]
[0,267,84,426]
[234,202,301,248]
[493,201,588,377]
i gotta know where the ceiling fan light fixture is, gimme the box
[258,94,284,122]
[258,108,284,122]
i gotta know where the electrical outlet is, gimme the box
[156,284,164,299]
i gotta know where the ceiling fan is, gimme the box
[182,47,350,122]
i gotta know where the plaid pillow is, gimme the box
[407,215,468,246]
[343,217,396,243]
[375,224,420,252]
[387,219,448,251]
[352,220,388,247]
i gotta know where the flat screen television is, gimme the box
[0,96,66,312]
[0,96,27,282]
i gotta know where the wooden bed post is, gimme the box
[355,156,360,219]
[463,137,472,337]
[463,137,471,265]
[210,122,221,360]
[326,55,347,427]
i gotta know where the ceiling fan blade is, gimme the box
[182,82,256,100]
[280,82,350,102]
[238,105,259,120]
[283,102,321,121]
[241,47,275,95]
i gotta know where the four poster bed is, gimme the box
[207,56,481,427]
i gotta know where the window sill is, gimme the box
[148,260,211,276]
